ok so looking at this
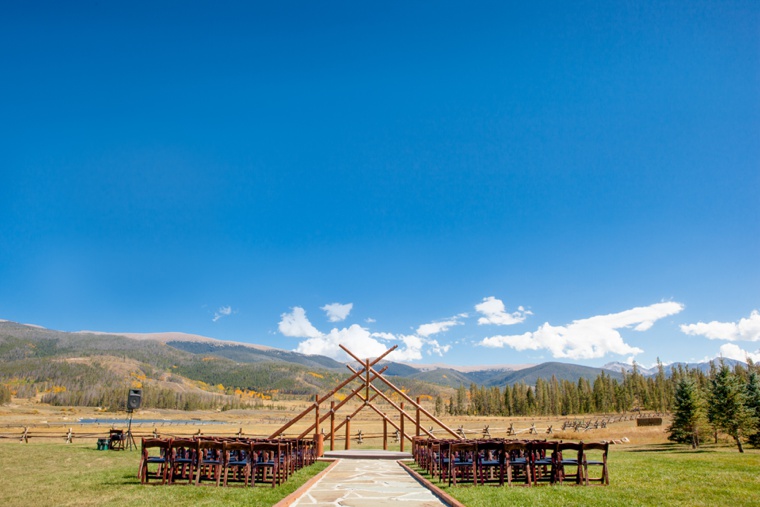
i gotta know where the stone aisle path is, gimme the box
[290,459,448,506]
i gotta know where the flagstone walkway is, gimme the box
[290,459,449,506]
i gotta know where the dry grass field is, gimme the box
[0,396,667,448]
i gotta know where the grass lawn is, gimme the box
[414,444,760,507]
[0,443,329,507]
[2,442,759,506]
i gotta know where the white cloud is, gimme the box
[426,339,452,357]
[365,317,376,323]
[392,335,425,362]
[718,343,760,363]
[416,315,464,337]
[278,307,322,339]
[680,310,760,342]
[479,302,684,360]
[293,325,454,363]
[296,324,388,360]
[280,305,458,362]
[475,297,532,326]
[212,306,233,322]
[321,302,353,322]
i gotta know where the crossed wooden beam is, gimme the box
[268,344,461,449]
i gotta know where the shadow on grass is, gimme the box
[625,443,731,454]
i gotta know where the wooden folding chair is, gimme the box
[223,440,252,487]
[427,440,441,479]
[195,439,224,486]
[437,441,452,483]
[556,442,583,485]
[139,438,171,485]
[168,438,199,484]
[448,441,478,486]
[476,440,505,486]
[582,442,609,485]
[503,441,531,486]
[109,429,125,451]
[529,441,559,485]
[253,441,284,487]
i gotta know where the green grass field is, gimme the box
[414,444,760,507]
[0,443,328,507]
[1,442,758,506]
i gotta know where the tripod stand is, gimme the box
[125,409,137,451]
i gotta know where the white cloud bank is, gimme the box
[278,306,453,362]
[479,302,684,360]
[680,310,760,342]
[212,306,233,322]
[321,303,353,322]
[475,297,531,326]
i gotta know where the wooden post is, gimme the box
[383,418,388,450]
[365,358,370,404]
[66,428,73,444]
[400,402,405,452]
[314,394,320,435]
[345,417,351,450]
[330,401,336,451]
[416,396,421,438]
[315,432,324,457]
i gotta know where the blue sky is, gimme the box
[1,1,758,367]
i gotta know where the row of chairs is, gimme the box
[139,436,317,487]
[413,438,608,486]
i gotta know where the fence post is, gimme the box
[314,394,320,436]
[330,401,335,451]
[20,427,29,443]
[415,396,421,438]
[66,428,73,444]
[344,417,351,450]
[399,402,405,452]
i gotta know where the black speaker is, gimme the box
[127,389,142,410]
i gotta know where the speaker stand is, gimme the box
[125,409,137,451]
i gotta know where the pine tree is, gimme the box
[434,395,444,417]
[745,370,760,447]
[708,364,757,452]
[668,377,704,448]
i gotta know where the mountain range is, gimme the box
[0,319,741,398]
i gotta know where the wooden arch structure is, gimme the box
[269,344,461,454]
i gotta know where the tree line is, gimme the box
[435,359,678,418]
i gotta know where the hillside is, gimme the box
[0,321,451,410]
[167,341,345,370]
